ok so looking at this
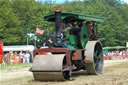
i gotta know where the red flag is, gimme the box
[36,27,44,35]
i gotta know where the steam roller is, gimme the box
[30,7,104,81]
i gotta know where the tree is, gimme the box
[11,0,54,46]
[0,0,23,45]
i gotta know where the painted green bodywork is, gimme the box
[65,23,89,49]
[80,24,89,48]
[65,29,78,45]
[65,29,78,50]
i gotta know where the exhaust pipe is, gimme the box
[46,7,63,48]
[54,7,62,38]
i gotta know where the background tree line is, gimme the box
[0,0,128,47]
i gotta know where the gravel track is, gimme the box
[0,59,128,85]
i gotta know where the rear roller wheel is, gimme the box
[85,41,104,75]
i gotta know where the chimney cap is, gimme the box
[54,7,61,12]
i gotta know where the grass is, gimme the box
[0,63,32,70]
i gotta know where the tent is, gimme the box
[103,46,128,50]
[3,45,35,52]
[103,46,128,54]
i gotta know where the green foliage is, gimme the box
[0,0,128,47]
[11,0,54,45]
[0,0,22,45]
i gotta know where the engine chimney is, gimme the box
[54,7,62,38]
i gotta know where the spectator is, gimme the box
[29,51,32,63]
[122,50,126,59]
[24,51,30,63]
[119,51,122,56]
[22,52,25,63]
[20,51,23,63]
[126,50,128,58]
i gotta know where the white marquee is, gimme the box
[3,45,35,52]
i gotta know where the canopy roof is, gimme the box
[103,46,128,50]
[44,12,104,23]
[3,45,35,52]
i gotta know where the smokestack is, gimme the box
[54,7,61,38]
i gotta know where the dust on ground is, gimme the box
[0,59,128,85]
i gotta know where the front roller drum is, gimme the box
[31,54,70,81]
[85,41,104,75]
[33,72,69,81]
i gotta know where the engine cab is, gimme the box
[44,8,104,50]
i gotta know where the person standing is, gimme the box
[22,52,25,63]
[24,51,30,63]
[29,51,32,63]
[20,51,23,63]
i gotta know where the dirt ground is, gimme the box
[0,59,128,85]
